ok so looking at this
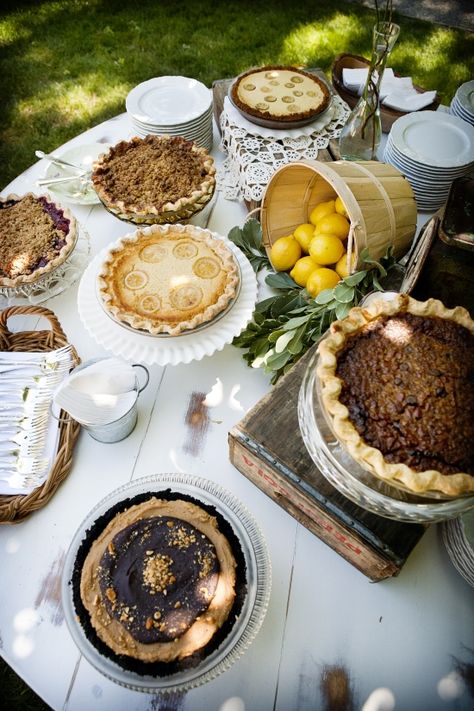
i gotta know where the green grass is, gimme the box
[0,0,473,189]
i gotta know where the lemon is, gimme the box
[269,235,302,271]
[308,233,345,265]
[309,199,336,226]
[335,196,349,218]
[314,212,350,241]
[306,268,341,298]
[335,251,357,278]
[289,255,320,287]
[293,223,316,253]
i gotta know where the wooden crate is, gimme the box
[228,344,426,582]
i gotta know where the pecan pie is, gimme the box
[0,193,77,287]
[230,65,331,124]
[91,135,216,224]
[98,224,239,335]
[79,496,237,663]
[317,294,474,497]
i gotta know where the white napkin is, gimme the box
[383,89,437,112]
[53,358,137,426]
[342,67,396,98]
[342,67,436,112]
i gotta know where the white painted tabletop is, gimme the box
[0,115,473,711]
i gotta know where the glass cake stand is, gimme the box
[298,348,474,523]
[61,473,271,693]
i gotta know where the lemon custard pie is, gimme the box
[0,193,77,287]
[231,65,331,124]
[98,224,240,335]
[91,135,216,224]
[317,294,474,497]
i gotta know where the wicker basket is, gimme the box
[0,306,81,525]
[260,159,417,271]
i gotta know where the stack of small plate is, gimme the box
[126,76,213,151]
[450,80,474,126]
[441,511,474,587]
[383,110,474,210]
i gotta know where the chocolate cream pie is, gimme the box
[91,135,216,224]
[76,494,243,669]
[317,294,474,497]
[97,224,239,335]
[231,65,331,124]
[0,193,77,287]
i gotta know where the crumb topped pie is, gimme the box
[98,224,239,335]
[0,193,77,287]
[230,65,331,124]
[91,135,216,224]
[317,294,474,497]
[79,497,237,663]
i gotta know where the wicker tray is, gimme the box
[0,306,81,524]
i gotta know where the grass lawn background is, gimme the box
[0,1,472,709]
[1,0,473,189]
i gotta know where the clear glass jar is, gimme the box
[339,21,400,160]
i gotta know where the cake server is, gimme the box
[35,150,88,173]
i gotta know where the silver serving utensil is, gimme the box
[35,150,86,173]
[36,174,91,187]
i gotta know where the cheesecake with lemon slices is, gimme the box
[231,65,331,124]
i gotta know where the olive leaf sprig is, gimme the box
[232,231,398,383]
[228,218,268,272]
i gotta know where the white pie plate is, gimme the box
[61,473,271,693]
[126,76,212,126]
[77,228,257,366]
[389,111,474,168]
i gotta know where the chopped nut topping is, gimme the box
[142,553,176,594]
[105,587,116,603]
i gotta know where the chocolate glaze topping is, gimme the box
[336,313,474,475]
[98,516,219,644]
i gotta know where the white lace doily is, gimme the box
[218,94,350,203]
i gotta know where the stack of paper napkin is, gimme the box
[342,67,437,112]
[54,358,137,426]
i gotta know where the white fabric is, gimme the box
[53,358,137,425]
[383,89,438,112]
[342,67,437,113]
[218,94,350,202]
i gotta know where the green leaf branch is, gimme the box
[229,221,399,384]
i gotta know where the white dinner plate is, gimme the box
[390,111,474,168]
[126,76,212,125]
[456,80,474,115]
[43,143,110,205]
[130,106,213,132]
[77,228,257,366]
[385,135,473,176]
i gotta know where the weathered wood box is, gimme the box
[228,344,426,582]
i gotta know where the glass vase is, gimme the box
[339,21,400,161]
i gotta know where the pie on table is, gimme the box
[78,496,239,664]
[98,224,240,335]
[231,65,331,124]
[91,134,216,224]
[0,193,77,287]
[317,294,474,497]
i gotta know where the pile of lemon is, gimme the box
[269,196,356,297]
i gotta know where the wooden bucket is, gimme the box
[260,160,417,271]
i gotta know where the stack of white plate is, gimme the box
[450,80,474,126]
[126,76,213,151]
[383,110,474,210]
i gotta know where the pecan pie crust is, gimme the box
[98,224,239,335]
[0,193,77,287]
[231,65,331,123]
[91,135,216,224]
[80,497,237,662]
[317,294,474,497]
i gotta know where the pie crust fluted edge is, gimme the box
[316,293,474,497]
[97,223,240,335]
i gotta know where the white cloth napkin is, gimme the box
[382,89,437,112]
[342,67,436,113]
[53,357,137,426]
